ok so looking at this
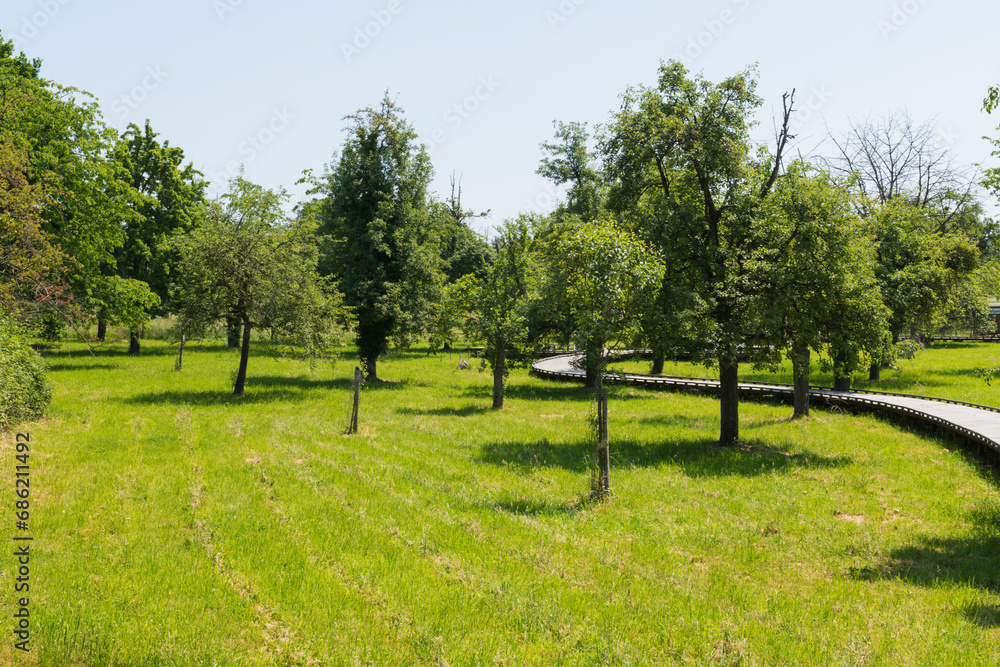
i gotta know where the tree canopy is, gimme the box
[173,176,348,396]
[545,217,663,499]
[314,95,443,382]
[602,60,795,446]
[0,31,153,343]
[455,217,536,409]
[758,162,890,414]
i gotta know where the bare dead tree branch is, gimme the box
[822,112,979,226]
[762,89,796,199]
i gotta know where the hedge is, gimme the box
[0,315,51,429]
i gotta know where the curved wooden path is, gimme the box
[532,353,1000,454]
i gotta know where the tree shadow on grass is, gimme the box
[44,363,122,372]
[634,414,717,429]
[477,436,852,478]
[853,379,953,394]
[925,341,991,350]
[850,535,1000,620]
[464,381,659,403]
[464,382,592,402]
[39,342,226,360]
[123,389,319,406]
[40,346,177,360]
[962,602,1000,628]
[124,376,348,405]
[124,373,420,406]
[397,405,487,417]
[485,497,584,517]
[850,502,1000,625]
[252,375,422,391]
[918,368,995,378]
[249,375,355,391]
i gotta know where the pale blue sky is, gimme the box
[3,0,999,233]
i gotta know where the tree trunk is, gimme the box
[592,362,610,501]
[129,329,140,355]
[365,356,379,384]
[719,354,740,446]
[832,349,851,391]
[650,348,665,375]
[233,322,252,396]
[175,335,185,371]
[97,318,107,342]
[227,316,241,349]
[792,343,810,419]
[584,338,599,389]
[492,340,506,410]
[869,362,880,381]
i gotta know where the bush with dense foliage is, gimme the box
[0,315,50,428]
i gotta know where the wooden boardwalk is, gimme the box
[532,354,1000,454]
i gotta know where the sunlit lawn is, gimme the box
[3,336,1000,665]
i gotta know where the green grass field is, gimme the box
[4,337,1000,665]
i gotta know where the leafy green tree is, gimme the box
[0,119,72,318]
[537,121,604,222]
[26,79,138,303]
[868,201,979,344]
[314,95,443,382]
[942,259,998,335]
[984,86,1000,202]
[758,163,890,416]
[90,275,161,352]
[107,120,206,349]
[427,282,465,354]
[601,60,795,446]
[0,32,141,335]
[546,219,663,500]
[534,122,607,384]
[173,177,347,396]
[455,218,535,409]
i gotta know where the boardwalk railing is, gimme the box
[531,353,1000,456]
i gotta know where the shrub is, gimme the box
[0,315,51,429]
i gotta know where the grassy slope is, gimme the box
[2,339,1000,665]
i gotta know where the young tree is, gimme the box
[601,60,795,446]
[546,219,662,500]
[455,218,535,409]
[90,275,160,354]
[173,177,347,396]
[314,95,443,382]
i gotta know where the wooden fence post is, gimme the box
[175,334,185,371]
[349,366,362,434]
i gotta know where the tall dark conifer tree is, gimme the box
[315,95,442,382]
